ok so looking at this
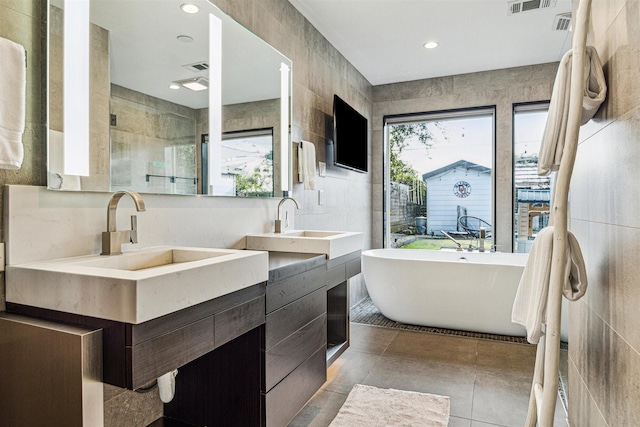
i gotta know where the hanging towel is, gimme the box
[298,140,317,190]
[0,37,26,170]
[511,226,588,344]
[538,46,607,176]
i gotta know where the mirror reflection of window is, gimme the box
[201,129,274,197]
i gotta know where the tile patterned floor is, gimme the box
[289,323,568,427]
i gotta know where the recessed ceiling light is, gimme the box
[423,41,439,49]
[169,83,181,90]
[174,77,209,92]
[180,3,199,14]
[177,35,193,43]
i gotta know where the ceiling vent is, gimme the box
[553,13,572,31]
[183,61,209,73]
[508,0,557,15]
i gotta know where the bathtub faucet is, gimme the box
[440,230,463,251]
[478,227,486,253]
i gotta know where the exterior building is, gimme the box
[422,160,491,236]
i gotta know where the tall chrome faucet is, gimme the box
[101,190,146,255]
[478,227,486,253]
[274,197,300,233]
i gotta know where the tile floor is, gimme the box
[290,323,568,427]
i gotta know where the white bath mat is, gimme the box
[328,384,450,427]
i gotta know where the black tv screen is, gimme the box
[333,95,368,173]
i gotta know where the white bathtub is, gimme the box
[362,249,529,336]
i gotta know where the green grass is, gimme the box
[398,237,477,250]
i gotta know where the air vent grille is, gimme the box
[553,13,572,31]
[508,0,557,15]
[183,61,209,72]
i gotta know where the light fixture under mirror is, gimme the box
[47,0,292,198]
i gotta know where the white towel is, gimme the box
[538,46,607,176]
[0,37,26,170]
[298,140,317,190]
[511,226,588,344]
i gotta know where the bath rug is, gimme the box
[328,384,450,427]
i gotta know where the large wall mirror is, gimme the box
[48,0,292,198]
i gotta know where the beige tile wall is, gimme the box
[0,0,372,424]
[0,0,47,310]
[568,0,640,425]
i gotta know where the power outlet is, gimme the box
[318,190,325,206]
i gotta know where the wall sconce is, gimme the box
[280,62,290,194]
[63,0,90,176]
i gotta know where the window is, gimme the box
[384,108,495,250]
[513,103,551,253]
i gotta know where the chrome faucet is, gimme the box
[274,197,300,233]
[101,190,146,255]
[440,230,463,251]
[478,227,486,253]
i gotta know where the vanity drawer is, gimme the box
[265,287,327,349]
[326,263,346,289]
[266,265,326,314]
[214,295,265,348]
[264,313,326,391]
[346,256,362,279]
[129,316,215,389]
[263,346,327,427]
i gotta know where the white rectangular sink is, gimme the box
[245,230,363,259]
[6,246,268,324]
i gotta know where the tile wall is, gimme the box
[0,0,372,424]
[0,0,47,310]
[568,0,640,425]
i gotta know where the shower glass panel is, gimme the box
[384,108,495,250]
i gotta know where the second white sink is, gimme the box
[6,246,268,324]
[245,230,363,259]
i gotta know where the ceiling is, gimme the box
[287,0,573,86]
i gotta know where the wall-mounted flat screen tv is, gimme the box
[333,94,368,173]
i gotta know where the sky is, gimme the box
[395,110,549,175]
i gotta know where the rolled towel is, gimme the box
[0,37,26,169]
[298,140,317,190]
[538,46,607,176]
[511,226,588,344]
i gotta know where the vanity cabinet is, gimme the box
[263,253,327,427]
[326,250,361,365]
[262,250,361,427]
[7,282,266,390]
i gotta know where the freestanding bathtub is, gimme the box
[362,249,529,336]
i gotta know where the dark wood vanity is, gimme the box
[262,250,360,426]
[6,250,361,427]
